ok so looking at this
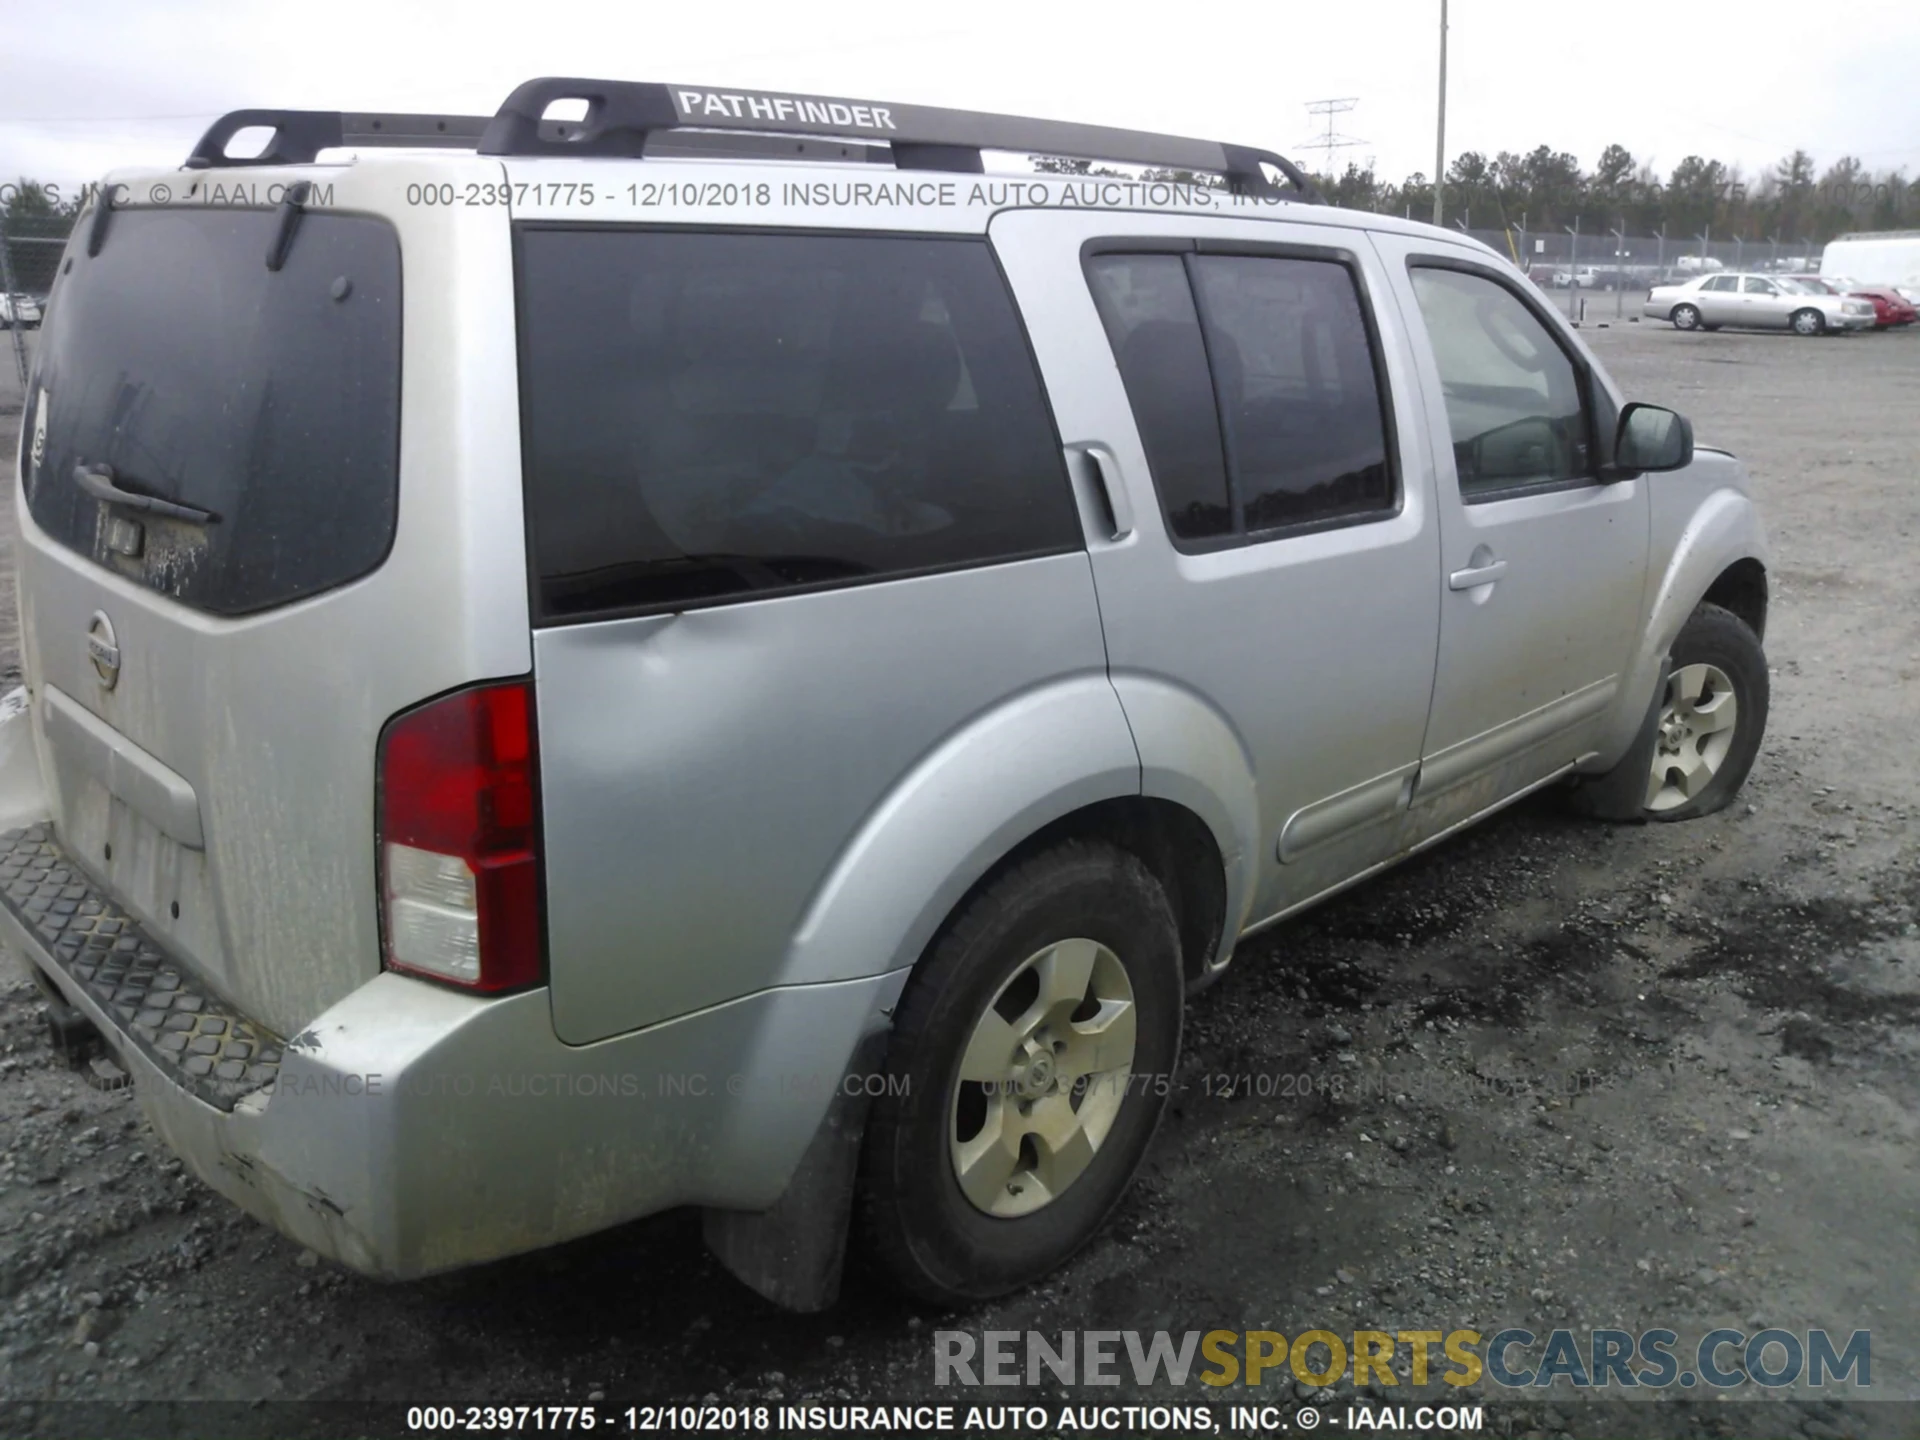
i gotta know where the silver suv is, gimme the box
[0,79,1769,1309]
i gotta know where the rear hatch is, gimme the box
[14,161,530,1036]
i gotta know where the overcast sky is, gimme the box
[4,0,1918,194]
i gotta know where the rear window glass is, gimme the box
[515,228,1078,620]
[24,207,402,616]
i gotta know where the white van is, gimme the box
[1820,231,1920,299]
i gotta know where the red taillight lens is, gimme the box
[377,681,542,992]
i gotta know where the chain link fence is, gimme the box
[1452,225,1831,320]
[1,211,72,393]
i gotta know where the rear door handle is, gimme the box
[1448,558,1509,590]
[1069,442,1133,541]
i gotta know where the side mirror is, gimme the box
[1613,402,1693,474]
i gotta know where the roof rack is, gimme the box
[185,78,1325,202]
[187,111,490,168]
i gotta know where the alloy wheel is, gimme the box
[1646,663,1740,812]
[948,938,1137,1218]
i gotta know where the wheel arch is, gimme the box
[1593,474,1767,768]
[773,674,1144,994]
[1701,555,1768,643]
[961,795,1231,991]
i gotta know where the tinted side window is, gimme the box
[517,229,1077,620]
[1408,266,1592,498]
[1702,275,1737,292]
[1188,255,1393,531]
[1085,254,1231,541]
[1742,276,1774,294]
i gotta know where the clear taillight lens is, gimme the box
[377,681,542,992]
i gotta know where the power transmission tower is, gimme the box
[1299,98,1365,178]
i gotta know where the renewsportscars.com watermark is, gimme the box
[934,1327,1871,1392]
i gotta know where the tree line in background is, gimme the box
[7,141,1920,242]
[1,178,89,226]
[1319,145,1918,243]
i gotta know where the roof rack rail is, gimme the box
[187,110,490,168]
[184,80,1325,204]
[478,78,1323,201]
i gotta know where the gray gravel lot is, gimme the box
[0,317,1917,1436]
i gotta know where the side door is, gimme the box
[1370,239,1650,833]
[1741,275,1791,327]
[992,209,1443,928]
[1696,274,1740,325]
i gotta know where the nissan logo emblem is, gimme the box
[86,611,120,690]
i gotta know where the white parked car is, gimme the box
[0,292,44,328]
[1644,273,1876,335]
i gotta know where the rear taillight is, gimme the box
[377,681,542,992]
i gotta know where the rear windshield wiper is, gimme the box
[74,463,221,524]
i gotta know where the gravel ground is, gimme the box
[0,317,1917,1437]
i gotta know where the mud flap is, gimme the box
[701,1020,892,1312]
[1565,659,1669,822]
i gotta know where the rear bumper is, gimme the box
[1,823,902,1279]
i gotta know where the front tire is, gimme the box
[1671,304,1702,331]
[859,841,1183,1304]
[1644,603,1769,821]
[1791,308,1826,336]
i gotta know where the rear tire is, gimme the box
[1671,304,1702,331]
[859,841,1183,1304]
[1791,308,1826,336]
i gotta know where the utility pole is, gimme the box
[1567,218,1581,319]
[1611,224,1627,318]
[1433,0,1449,227]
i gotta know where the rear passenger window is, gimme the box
[1408,266,1592,498]
[1188,255,1395,531]
[1087,249,1395,548]
[516,229,1077,620]
[1084,255,1232,541]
